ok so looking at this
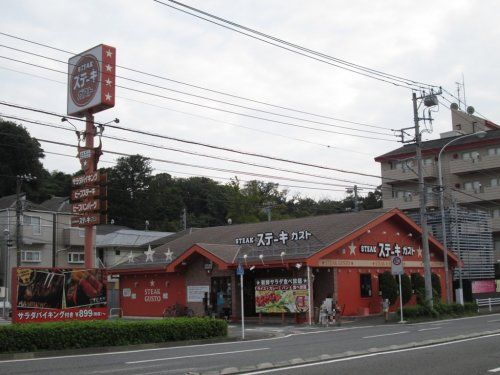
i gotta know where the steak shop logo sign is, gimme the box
[235,230,312,247]
[360,243,416,258]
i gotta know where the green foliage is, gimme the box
[379,271,398,305]
[411,273,426,305]
[0,119,45,197]
[400,302,478,321]
[0,318,227,353]
[401,274,413,305]
[431,273,442,302]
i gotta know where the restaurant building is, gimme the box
[111,209,459,321]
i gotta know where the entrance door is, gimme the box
[211,277,232,318]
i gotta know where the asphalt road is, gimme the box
[1,314,499,375]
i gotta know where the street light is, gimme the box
[437,130,486,304]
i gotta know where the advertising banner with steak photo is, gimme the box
[13,268,107,323]
[255,277,309,313]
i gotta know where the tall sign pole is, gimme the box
[237,264,245,340]
[67,44,115,268]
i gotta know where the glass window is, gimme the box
[423,158,434,166]
[360,274,372,298]
[23,215,41,235]
[68,252,84,263]
[21,250,41,262]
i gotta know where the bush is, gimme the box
[401,274,413,305]
[379,271,398,305]
[411,273,426,305]
[400,302,478,321]
[0,318,227,353]
[431,273,442,302]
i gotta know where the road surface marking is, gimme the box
[238,333,500,374]
[363,331,409,339]
[488,320,500,323]
[125,348,268,364]
[488,367,500,373]
[418,327,441,331]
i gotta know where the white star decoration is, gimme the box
[348,242,356,256]
[417,248,423,258]
[105,78,112,86]
[144,245,155,262]
[127,251,134,263]
[105,64,112,72]
[149,280,155,287]
[106,49,113,58]
[105,93,112,101]
[164,248,173,263]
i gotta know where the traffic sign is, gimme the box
[391,256,404,275]
[236,264,244,276]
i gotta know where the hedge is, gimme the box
[399,302,478,320]
[0,317,227,353]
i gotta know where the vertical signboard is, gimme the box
[67,44,116,117]
[12,268,107,323]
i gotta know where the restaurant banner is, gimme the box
[255,277,309,313]
[471,280,497,294]
[13,268,107,323]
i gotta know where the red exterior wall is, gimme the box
[316,217,450,316]
[119,272,186,317]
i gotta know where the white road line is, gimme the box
[125,348,268,364]
[239,333,500,374]
[418,327,441,332]
[488,367,500,373]
[488,320,500,323]
[363,331,409,339]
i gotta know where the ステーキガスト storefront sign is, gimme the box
[360,242,416,258]
[255,277,309,313]
[235,230,312,246]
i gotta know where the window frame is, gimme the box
[360,273,372,298]
[21,250,42,263]
[68,252,85,264]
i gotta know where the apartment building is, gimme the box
[375,107,500,280]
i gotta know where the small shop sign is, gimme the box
[235,230,312,247]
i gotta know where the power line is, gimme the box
[0,31,393,131]
[0,63,373,156]
[153,0,436,90]
[0,100,393,182]
[0,53,396,141]
[0,113,377,188]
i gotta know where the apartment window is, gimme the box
[462,151,480,161]
[23,215,41,235]
[21,250,41,262]
[360,274,372,298]
[464,181,482,192]
[391,160,413,171]
[68,252,84,264]
[115,250,120,256]
[491,178,500,187]
[423,158,434,166]
[487,147,500,156]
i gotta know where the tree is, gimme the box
[107,155,152,228]
[361,187,383,210]
[431,273,442,302]
[0,119,45,196]
[411,273,426,305]
[379,271,398,305]
[401,274,413,305]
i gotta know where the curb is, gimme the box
[193,329,500,375]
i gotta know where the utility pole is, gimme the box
[347,185,362,212]
[412,92,435,308]
[15,176,22,267]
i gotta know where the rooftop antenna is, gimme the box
[455,81,462,110]
[462,73,467,110]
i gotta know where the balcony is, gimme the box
[456,186,500,204]
[63,228,85,247]
[383,165,437,183]
[449,154,500,175]
[383,194,438,210]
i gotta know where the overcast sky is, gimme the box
[1,0,499,201]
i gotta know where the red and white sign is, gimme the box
[391,256,404,275]
[71,214,103,227]
[67,44,116,117]
[71,186,100,201]
[72,171,100,187]
[72,199,101,214]
[472,280,496,294]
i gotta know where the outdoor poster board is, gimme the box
[255,277,309,313]
[187,285,210,302]
[12,267,107,323]
[471,280,497,294]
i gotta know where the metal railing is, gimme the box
[476,298,500,312]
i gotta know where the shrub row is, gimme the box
[0,317,227,353]
[399,302,478,320]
